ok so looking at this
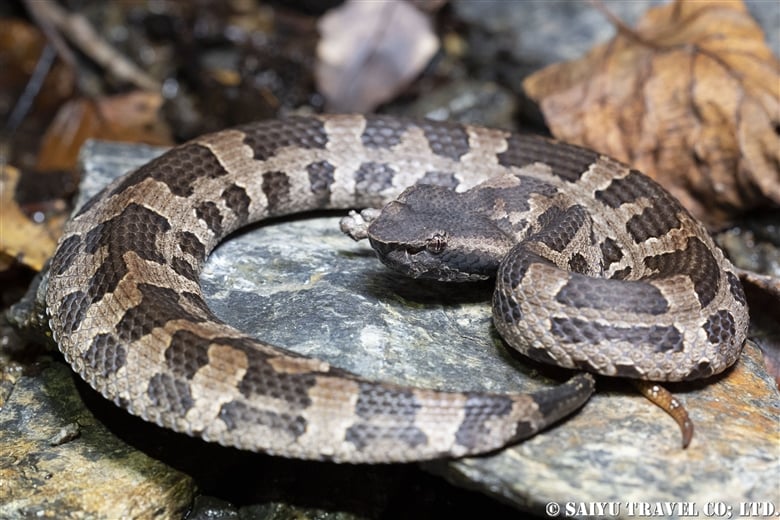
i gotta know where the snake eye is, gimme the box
[425,233,447,254]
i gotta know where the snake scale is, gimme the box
[46,114,748,462]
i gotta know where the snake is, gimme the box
[45,114,748,462]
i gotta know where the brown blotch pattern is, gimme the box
[644,237,719,307]
[418,119,470,160]
[180,291,214,319]
[594,169,662,208]
[83,333,127,376]
[726,271,747,306]
[345,423,427,450]
[498,136,599,182]
[626,205,682,243]
[115,283,205,342]
[550,317,684,353]
[177,231,206,261]
[262,171,291,215]
[355,162,397,204]
[222,184,251,224]
[354,384,420,419]
[147,373,194,415]
[419,171,458,188]
[361,115,410,148]
[532,204,589,253]
[57,290,90,334]
[195,201,223,235]
[611,266,633,280]
[307,161,335,205]
[494,291,522,328]
[704,310,737,344]
[454,394,514,449]
[219,400,307,437]
[555,276,669,315]
[44,115,749,462]
[84,203,171,302]
[218,339,318,410]
[241,117,328,161]
[600,237,624,268]
[165,329,212,379]
[111,143,228,198]
[50,234,83,276]
[568,253,590,274]
[171,256,198,282]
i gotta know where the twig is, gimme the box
[23,0,79,73]
[4,45,57,135]
[1,42,58,170]
[24,0,161,92]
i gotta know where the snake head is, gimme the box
[366,185,514,282]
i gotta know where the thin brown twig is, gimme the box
[4,45,58,135]
[24,0,161,92]
[0,44,58,170]
[23,0,79,71]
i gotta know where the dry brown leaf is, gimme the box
[523,0,780,226]
[36,91,173,172]
[0,165,66,271]
[316,0,439,112]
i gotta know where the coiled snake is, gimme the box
[45,115,748,462]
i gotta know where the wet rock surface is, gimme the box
[0,358,195,519]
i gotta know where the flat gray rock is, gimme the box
[0,358,194,519]
[32,139,779,516]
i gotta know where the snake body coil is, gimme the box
[45,115,747,462]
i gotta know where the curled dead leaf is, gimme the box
[316,0,439,112]
[36,91,172,172]
[523,0,780,226]
[36,91,173,171]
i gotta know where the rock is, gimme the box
[0,358,195,519]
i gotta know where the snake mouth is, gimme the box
[373,245,431,279]
[370,240,488,282]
